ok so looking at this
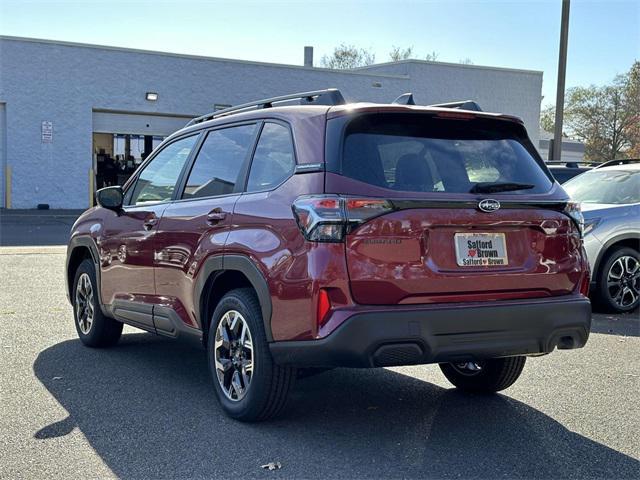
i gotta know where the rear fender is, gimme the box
[194,255,274,341]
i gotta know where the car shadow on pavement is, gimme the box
[34,334,639,479]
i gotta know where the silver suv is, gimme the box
[564,161,640,312]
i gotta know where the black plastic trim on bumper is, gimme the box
[269,296,591,368]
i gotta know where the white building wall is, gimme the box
[360,60,543,144]
[0,37,543,209]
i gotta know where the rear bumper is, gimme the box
[270,295,591,368]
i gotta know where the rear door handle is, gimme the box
[143,215,158,231]
[206,208,227,224]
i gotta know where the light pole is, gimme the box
[552,0,571,161]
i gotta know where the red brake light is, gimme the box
[316,198,340,209]
[435,111,476,120]
[579,272,590,297]
[317,288,331,327]
[345,199,387,209]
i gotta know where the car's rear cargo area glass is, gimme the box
[339,114,553,194]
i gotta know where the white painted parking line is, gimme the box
[0,246,66,255]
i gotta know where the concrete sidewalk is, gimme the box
[0,209,84,246]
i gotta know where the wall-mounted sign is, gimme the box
[41,121,53,143]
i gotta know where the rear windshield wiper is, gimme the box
[470,182,536,194]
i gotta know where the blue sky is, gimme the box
[1,0,637,106]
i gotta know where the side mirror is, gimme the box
[96,186,124,211]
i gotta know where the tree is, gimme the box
[624,61,640,157]
[543,61,639,161]
[389,45,413,62]
[565,64,639,161]
[459,58,474,65]
[320,44,375,69]
[424,51,439,62]
[540,104,555,133]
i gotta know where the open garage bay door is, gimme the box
[92,110,194,137]
[91,110,196,194]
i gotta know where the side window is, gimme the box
[182,124,257,199]
[246,123,295,192]
[129,135,197,205]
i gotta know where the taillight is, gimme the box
[292,195,394,242]
[564,201,584,237]
[579,272,590,297]
[317,288,331,327]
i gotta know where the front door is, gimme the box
[154,123,259,331]
[99,134,199,330]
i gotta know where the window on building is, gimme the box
[129,135,197,205]
[246,123,295,192]
[182,124,257,199]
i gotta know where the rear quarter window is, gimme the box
[337,113,553,195]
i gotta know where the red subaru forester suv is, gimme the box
[66,89,591,421]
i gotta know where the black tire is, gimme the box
[72,259,123,348]
[297,367,334,380]
[439,356,526,393]
[207,288,296,422]
[594,247,640,313]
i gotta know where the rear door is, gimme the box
[326,112,583,305]
[153,122,259,331]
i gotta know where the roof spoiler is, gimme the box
[392,93,416,105]
[427,100,483,112]
[186,88,346,127]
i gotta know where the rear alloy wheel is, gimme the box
[596,247,640,313]
[207,288,296,421]
[214,310,254,401]
[439,356,526,393]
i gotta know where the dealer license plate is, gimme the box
[454,233,509,267]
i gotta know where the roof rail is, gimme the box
[186,88,346,126]
[594,158,640,169]
[427,100,483,112]
[544,161,593,166]
[392,93,416,105]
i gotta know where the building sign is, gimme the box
[41,121,53,143]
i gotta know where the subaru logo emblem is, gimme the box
[478,199,500,212]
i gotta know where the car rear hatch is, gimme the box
[323,111,585,305]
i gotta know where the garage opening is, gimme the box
[92,110,195,191]
[93,133,164,188]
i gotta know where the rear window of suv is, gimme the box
[336,113,553,194]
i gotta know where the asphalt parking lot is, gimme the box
[0,210,82,246]
[1,246,639,479]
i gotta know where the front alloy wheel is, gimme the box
[607,255,639,310]
[214,310,254,401]
[72,258,122,348]
[440,356,526,392]
[450,361,485,376]
[75,272,95,334]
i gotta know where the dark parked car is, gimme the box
[66,89,591,421]
[546,161,593,183]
